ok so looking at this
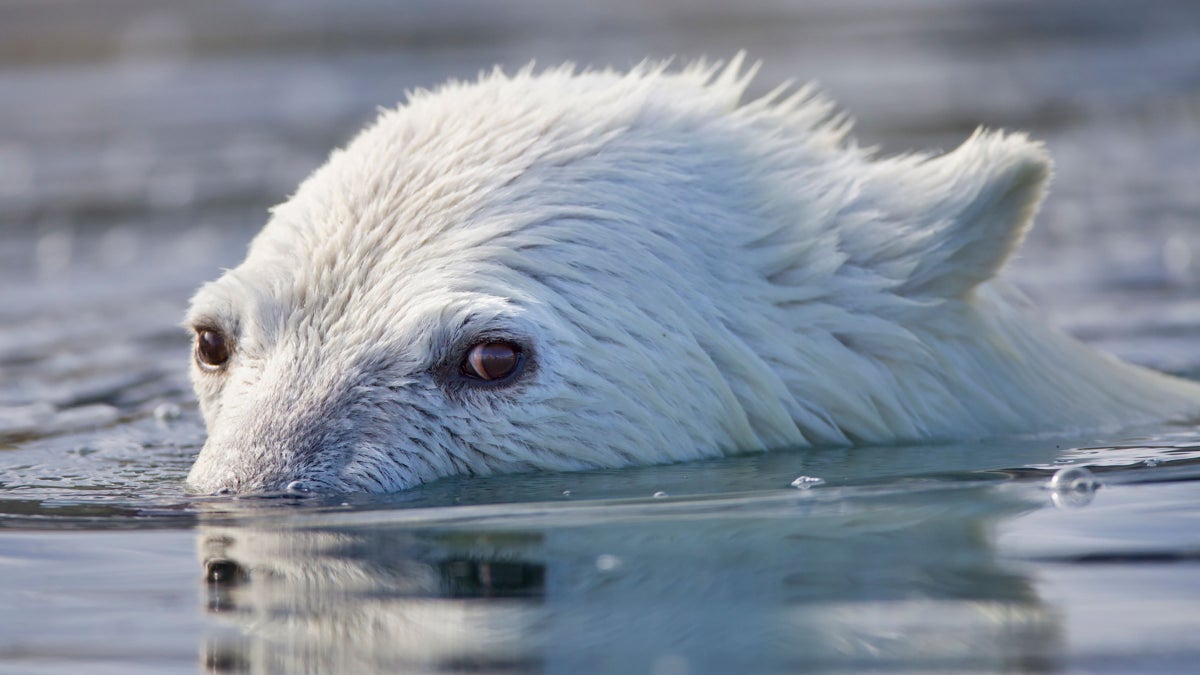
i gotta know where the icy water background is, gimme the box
[3,1,1200,672]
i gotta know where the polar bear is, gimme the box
[185,57,1200,494]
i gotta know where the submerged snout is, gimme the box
[186,390,362,495]
[187,350,395,494]
[187,420,431,495]
[186,437,341,495]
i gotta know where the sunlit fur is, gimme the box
[185,56,1200,494]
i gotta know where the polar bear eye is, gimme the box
[195,328,231,370]
[462,342,523,382]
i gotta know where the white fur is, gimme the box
[186,56,1200,493]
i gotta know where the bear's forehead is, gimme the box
[244,72,744,287]
[220,66,813,349]
[266,70,750,244]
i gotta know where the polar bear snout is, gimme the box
[185,371,368,495]
[186,432,340,496]
[187,367,463,494]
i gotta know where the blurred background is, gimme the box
[2,0,1199,444]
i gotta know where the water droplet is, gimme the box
[561,489,572,497]
[652,491,668,499]
[286,480,313,494]
[595,554,621,572]
[790,475,825,489]
[1049,466,1098,508]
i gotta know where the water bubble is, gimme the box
[652,491,668,499]
[790,475,825,489]
[595,554,621,572]
[1049,466,1098,508]
[286,480,314,494]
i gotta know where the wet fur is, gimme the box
[186,56,1200,493]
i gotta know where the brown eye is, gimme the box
[195,328,231,369]
[462,342,523,382]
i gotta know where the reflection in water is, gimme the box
[200,526,548,672]
[197,485,1060,673]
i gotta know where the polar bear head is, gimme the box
[185,58,1055,494]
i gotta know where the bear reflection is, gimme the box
[196,490,1063,674]
[199,526,547,672]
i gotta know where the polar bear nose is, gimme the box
[187,465,325,495]
[186,436,335,495]
[188,369,360,494]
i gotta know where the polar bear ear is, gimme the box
[887,129,1052,299]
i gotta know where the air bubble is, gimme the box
[652,491,668,499]
[1048,466,1098,508]
[286,480,314,494]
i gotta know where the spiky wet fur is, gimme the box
[185,56,1200,493]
